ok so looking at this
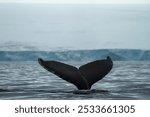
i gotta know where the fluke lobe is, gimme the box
[38,56,113,90]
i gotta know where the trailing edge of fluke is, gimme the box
[38,56,113,90]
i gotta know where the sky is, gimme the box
[0,2,150,50]
[0,0,150,4]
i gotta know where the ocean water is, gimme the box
[0,61,150,100]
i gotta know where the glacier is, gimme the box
[0,49,150,61]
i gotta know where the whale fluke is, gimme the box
[38,56,113,90]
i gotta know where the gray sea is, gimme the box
[0,61,150,100]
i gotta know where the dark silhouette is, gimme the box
[38,56,113,90]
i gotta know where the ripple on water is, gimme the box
[0,61,150,99]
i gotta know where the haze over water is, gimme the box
[0,4,150,50]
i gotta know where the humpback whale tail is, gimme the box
[38,56,113,90]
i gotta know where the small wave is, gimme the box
[0,89,10,92]
[0,88,22,92]
[73,89,109,94]
[0,88,109,95]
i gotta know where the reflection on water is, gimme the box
[0,61,150,100]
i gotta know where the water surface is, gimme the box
[0,61,150,100]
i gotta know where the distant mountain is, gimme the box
[0,49,150,61]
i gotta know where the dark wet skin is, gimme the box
[38,56,113,90]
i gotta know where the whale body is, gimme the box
[38,56,113,90]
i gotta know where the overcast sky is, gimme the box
[0,0,150,4]
[0,2,150,50]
